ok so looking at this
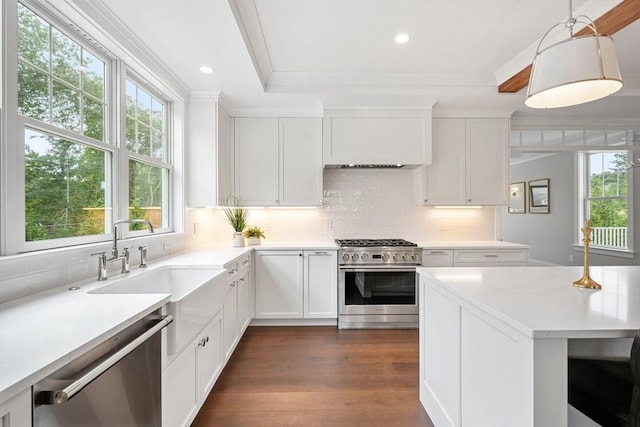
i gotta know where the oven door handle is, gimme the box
[37,314,173,405]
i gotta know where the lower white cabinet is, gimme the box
[421,248,529,267]
[162,254,253,427]
[453,248,528,266]
[163,311,223,427]
[0,388,31,427]
[255,251,303,318]
[421,249,454,267]
[255,250,337,319]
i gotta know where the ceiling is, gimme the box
[77,0,639,119]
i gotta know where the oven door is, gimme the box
[338,266,418,316]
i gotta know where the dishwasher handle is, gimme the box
[38,314,173,405]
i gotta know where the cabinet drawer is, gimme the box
[225,254,251,279]
[454,249,528,266]
[421,249,454,267]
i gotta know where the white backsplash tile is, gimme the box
[201,169,497,242]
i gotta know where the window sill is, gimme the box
[573,245,636,259]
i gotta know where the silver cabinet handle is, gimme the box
[242,259,250,265]
[313,251,329,255]
[429,251,446,254]
[484,254,499,258]
[38,314,173,405]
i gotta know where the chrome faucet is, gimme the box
[91,219,154,280]
[111,219,155,261]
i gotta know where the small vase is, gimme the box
[246,237,262,246]
[232,232,245,247]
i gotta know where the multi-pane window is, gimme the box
[18,3,106,141]
[125,80,170,231]
[14,2,172,249]
[582,152,630,250]
[18,3,111,242]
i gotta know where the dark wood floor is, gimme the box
[192,326,434,427]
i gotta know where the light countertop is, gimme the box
[418,265,640,339]
[0,244,256,403]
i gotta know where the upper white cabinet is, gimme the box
[186,96,234,207]
[235,118,280,205]
[323,109,432,166]
[416,118,509,206]
[235,117,323,206]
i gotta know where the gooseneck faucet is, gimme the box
[111,219,155,260]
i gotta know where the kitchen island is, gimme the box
[418,265,640,427]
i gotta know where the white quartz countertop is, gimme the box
[0,243,259,403]
[417,240,529,249]
[418,265,640,339]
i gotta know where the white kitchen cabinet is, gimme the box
[0,388,31,427]
[280,118,323,205]
[234,117,322,206]
[255,249,338,319]
[417,118,509,206]
[223,253,252,361]
[453,248,528,266]
[254,251,304,318]
[163,310,223,427]
[323,109,432,166]
[186,96,234,207]
[304,250,338,318]
[421,249,454,267]
[234,118,280,206]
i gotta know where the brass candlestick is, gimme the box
[573,219,601,289]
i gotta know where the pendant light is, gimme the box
[525,0,623,109]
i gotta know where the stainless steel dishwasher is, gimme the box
[33,313,173,427]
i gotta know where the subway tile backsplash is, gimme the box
[206,169,497,242]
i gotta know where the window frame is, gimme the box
[2,0,178,254]
[577,150,635,255]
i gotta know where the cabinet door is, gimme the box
[197,311,223,400]
[235,118,279,205]
[423,119,466,205]
[236,267,252,335]
[280,118,323,206]
[254,251,303,318]
[216,104,234,202]
[163,344,198,427]
[466,119,509,205]
[304,250,337,318]
[223,279,238,360]
[0,388,31,427]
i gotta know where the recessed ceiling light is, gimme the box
[395,33,410,44]
[199,66,214,74]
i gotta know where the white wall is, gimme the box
[502,153,575,265]
[502,152,639,266]
[192,168,498,243]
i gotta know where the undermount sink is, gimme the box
[91,266,225,354]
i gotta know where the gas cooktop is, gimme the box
[335,239,418,248]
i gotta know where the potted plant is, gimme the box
[243,226,265,245]
[222,196,248,247]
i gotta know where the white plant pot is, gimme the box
[246,237,262,246]
[232,232,245,247]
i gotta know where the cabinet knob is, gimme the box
[467,199,472,202]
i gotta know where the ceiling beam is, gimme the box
[498,0,640,93]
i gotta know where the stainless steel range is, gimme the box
[336,239,421,329]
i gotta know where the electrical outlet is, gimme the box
[324,219,332,231]
[163,240,173,252]
[569,254,574,263]
[440,220,448,231]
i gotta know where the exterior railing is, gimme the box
[591,227,628,249]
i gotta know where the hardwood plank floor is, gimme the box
[192,326,434,427]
